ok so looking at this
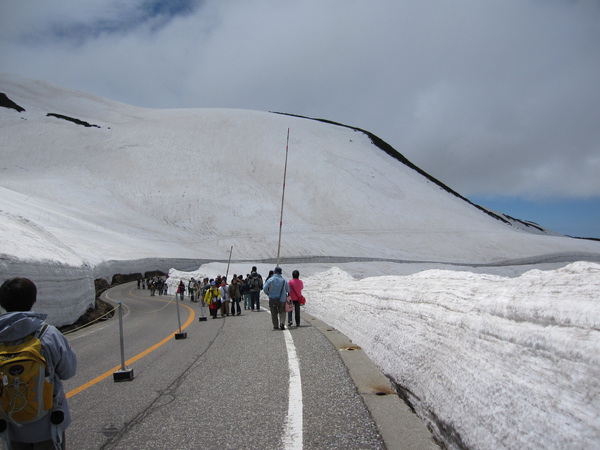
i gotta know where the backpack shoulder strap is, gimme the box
[34,323,50,339]
[34,323,54,377]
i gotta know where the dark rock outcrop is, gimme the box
[0,93,25,112]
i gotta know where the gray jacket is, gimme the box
[0,311,77,443]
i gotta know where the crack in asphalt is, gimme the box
[99,318,226,449]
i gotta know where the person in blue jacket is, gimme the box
[262,267,289,330]
[0,277,77,450]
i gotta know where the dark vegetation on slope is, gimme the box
[574,236,600,242]
[46,113,101,128]
[500,214,544,232]
[1,93,100,128]
[0,93,25,112]
[273,111,514,227]
[59,297,115,334]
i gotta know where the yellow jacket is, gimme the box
[204,286,220,306]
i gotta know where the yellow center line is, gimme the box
[66,290,197,398]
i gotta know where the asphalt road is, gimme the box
[62,282,437,449]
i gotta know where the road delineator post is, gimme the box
[198,299,208,322]
[198,290,208,322]
[113,302,134,382]
[175,293,187,339]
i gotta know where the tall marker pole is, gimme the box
[225,245,233,279]
[276,128,290,267]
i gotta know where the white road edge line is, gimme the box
[283,328,303,449]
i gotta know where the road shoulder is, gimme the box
[304,313,439,450]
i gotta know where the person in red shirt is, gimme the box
[287,270,304,327]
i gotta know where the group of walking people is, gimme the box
[202,274,245,318]
[170,266,264,319]
[171,266,305,328]
[137,276,168,296]
[139,266,305,328]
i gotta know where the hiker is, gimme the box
[204,281,221,319]
[229,275,242,316]
[219,279,230,316]
[0,277,77,449]
[188,278,199,302]
[247,267,263,311]
[263,267,289,330]
[177,280,185,301]
[287,270,304,327]
[241,275,251,310]
[200,278,210,306]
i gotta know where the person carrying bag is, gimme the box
[287,270,305,327]
[263,267,289,330]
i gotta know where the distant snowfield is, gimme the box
[2,74,600,448]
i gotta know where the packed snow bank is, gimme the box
[0,210,95,326]
[304,262,600,449]
[0,258,94,327]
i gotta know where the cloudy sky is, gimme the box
[1,0,599,237]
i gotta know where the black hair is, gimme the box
[292,270,300,279]
[0,277,37,312]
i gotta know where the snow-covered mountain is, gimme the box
[2,73,600,325]
[2,74,600,449]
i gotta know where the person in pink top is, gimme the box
[287,270,304,327]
